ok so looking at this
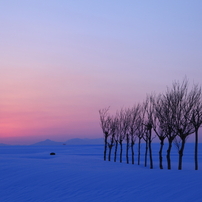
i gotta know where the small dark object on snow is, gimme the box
[50,152,56,155]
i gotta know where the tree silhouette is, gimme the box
[191,102,202,170]
[99,107,111,161]
[128,104,141,164]
[143,96,155,169]
[152,95,167,169]
[170,79,200,170]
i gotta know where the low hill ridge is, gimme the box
[32,138,103,145]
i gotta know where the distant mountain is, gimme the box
[0,143,8,146]
[65,138,103,145]
[32,138,103,146]
[32,139,64,146]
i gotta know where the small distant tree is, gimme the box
[113,116,120,162]
[136,106,145,165]
[142,124,150,168]
[117,108,129,163]
[107,116,117,161]
[107,133,114,161]
[122,108,131,164]
[99,107,111,161]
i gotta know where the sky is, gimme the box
[0,0,202,144]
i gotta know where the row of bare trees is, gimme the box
[99,79,202,170]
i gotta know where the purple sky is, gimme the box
[0,1,202,144]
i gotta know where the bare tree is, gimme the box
[186,84,202,170]
[121,108,132,164]
[143,96,156,169]
[128,104,141,164]
[113,116,120,162]
[142,125,150,168]
[116,108,129,163]
[191,102,202,170]
[160,82,185,169]
[107,134,114,161]
[107,116,117,161]
[152,95,167,169]
[136,106,145,165]
[170,79,199,170]
[99,107,111,161]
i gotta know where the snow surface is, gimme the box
[0,143,202,202]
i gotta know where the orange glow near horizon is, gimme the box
[0,68,102,143]
[0,98,100,137]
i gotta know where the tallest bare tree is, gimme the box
[189,85,202,170]
[191,103,202,170]
[168,79,201,170]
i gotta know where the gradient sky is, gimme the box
[1,1,202,144]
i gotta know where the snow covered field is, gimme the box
[0,143,202,202]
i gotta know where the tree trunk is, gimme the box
[166,140,172,170]
[104,136,108,161]
[120,141,123,163]
[178,138,186,170]
[131,142,135,164]
[148,140,153,169]
[108,137,114,161]
[144,140,148,167]
[138,138,141,165]
[126,134,129,164]
[159,139,164,169]
[126,146,129,164]
[195,129,198,170]
[114,141,118,162]
[108,145,112,161]
[148,129,153,169]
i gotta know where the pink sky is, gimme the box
[0,1,202,144]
